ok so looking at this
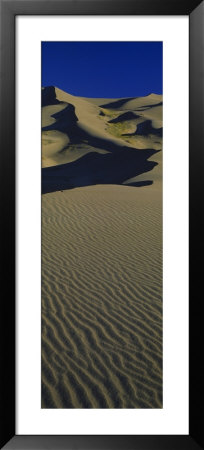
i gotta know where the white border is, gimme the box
[16,16,189,435]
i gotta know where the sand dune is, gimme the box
[42,86,162,185]
[41,87,163,408]
[42,184,162,408]
[100,93,162,110]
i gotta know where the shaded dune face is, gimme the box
[42,148,158,193]
[100,97,136,109]
[123,120,162,138]
[134,101,163,111]
[42,103,79,139]
[135,120,162,137]
[108,111,140,123]
[42,85,63,107]
[100,94,162,111]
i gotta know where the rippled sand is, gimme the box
[41,184,162,408]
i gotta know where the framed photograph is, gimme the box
[0,0,203,449]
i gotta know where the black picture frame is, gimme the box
[0,0,203,448]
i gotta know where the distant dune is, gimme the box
[41,87,163,408]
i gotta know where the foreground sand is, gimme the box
[41,183,162,408]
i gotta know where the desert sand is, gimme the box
[41,87,162,408]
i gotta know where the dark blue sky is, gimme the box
[42,42,162,98]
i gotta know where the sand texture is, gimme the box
[41,87,162,408]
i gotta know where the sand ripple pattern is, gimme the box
[42,185,162,408]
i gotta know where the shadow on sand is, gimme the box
[108,111,140,123]
[42,147,159,194]
[123,120,162,137]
